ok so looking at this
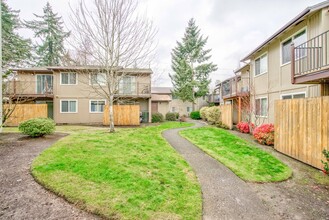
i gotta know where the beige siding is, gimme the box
[249,11,325,125]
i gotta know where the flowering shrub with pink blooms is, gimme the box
[253,123,275,145]
[236,122,254,133]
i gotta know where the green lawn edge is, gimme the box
[31,122,202,219]
[180,126,292,183]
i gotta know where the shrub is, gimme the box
[152,112,164,123]
[207,106,221,124]
[18,118,55,137]
[174,112,180,119]
[190,111,201,120]
[165,112,177,121]
[321,149,329,175]
[253,123,275,145]
[200,107,209,120]
[236,122,255,133]
[216,121,229,129]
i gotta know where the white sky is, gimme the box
[7,0,325,88]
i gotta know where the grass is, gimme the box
[31,122,201,219]
[180,126,292,182]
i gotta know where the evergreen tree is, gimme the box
[2,1,32,69]
[170,18,217,110]
[25,2,69,66]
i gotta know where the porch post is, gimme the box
[148,98,152,123]
[291,43,295,84]
[238,96,241,123]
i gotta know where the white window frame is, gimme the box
[60,72,78,85]
[280,28,307,66]
[255,97,268,118]
[280,92,307,100]
[254,52,268,77]
[89,72,107,86]
[89,99,106,113]
[60,99,78,113]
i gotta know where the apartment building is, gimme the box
[6,66,152,124]
[240,1,329,124]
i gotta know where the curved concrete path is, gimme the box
[162,120,271,220]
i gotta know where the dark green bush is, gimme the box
[19,118,55,137]
[174,112,180,119]
[190,111,201,120]
[166,112,177,121]
[151,112,164,123]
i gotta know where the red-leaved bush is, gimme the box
[236,122,254,133]
[253,123,275,145]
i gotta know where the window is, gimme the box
[187,107,192,113]
[255,97,267,117]
[172,107,176,112]
[90,100,105,113]
[90,73,106,85]
[255,54,267,76]
[61,100,77,113]
[119,76,136,94]
[36,74,53,94]
[61,72,77,85]
[282,30,307,65]
[281,92,306,100]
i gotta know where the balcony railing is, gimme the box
[4,80,53,97]
[292,30,329,82]
[208,94,221,103]
[117,82,151,96]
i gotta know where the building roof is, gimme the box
[234,63,250,74]
[151,87,173,94]
[151,94,172,101]
[241,0,329,61]
[11,66,153,74]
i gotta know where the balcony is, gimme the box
[116,82,151,97]
[292,30,329,84]
[208,94,221,103]
[4,80,53,99]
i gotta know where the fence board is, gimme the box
[4,104,48,126]
[275,97,329,169]
[103,105,140,126]
[218,104,233,129]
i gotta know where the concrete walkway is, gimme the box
[162,120,271,220]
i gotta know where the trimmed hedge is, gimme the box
[152,112,164,123]
[18,118,55,137]
[190,111,201,120]
[166,112,177,121]
[200,107,209,120]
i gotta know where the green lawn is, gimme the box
[32,122,201,219]
[180,126,292,182]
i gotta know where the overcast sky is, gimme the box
[7,0,325,88]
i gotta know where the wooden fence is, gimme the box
[219,104,233,129]
[275,97,329,169]
[4,104,48,126]
[103,105,140,126]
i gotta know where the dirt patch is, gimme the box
[229,130,329,220]
[0,132,99,220]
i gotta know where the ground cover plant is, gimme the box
[180,126,292,182]
[32,122,201,219]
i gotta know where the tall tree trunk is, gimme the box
[109,95,115,132]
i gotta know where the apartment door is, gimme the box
[36,75,53,94]
[151,102,158,113]
[47,101,54,119]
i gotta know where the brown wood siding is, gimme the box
[219,104,233,129]
[103,105,140,126]
[275,97,329,169]
[4,104,48,126]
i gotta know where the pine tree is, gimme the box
[170,18,217,110]
[25,2,69,66]
[2,1,32,69]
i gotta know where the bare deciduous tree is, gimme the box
[69,0,156,132]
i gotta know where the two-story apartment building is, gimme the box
[241,1,329,124]
[6,66,152,124]
[151,87,208,116]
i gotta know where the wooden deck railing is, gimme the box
[292,30,329,82]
